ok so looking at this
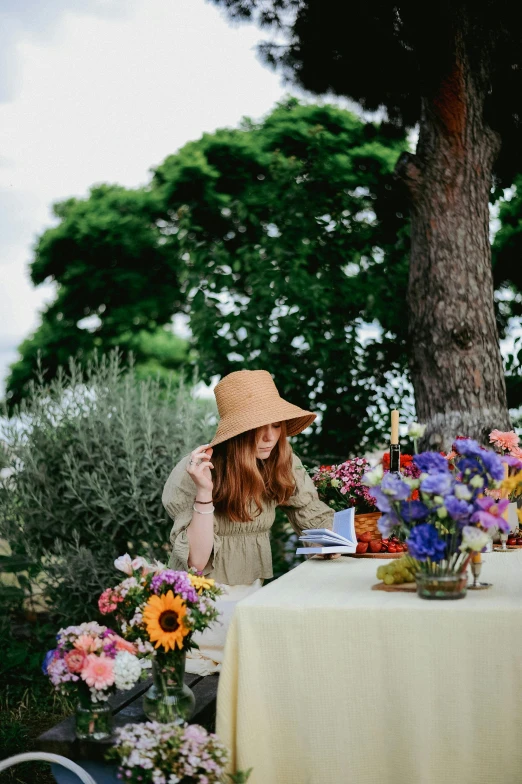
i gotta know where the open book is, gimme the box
[296,508,356,555]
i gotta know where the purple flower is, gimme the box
[378,511,399,537]
[471,497,510,531]
[444,495,474,523]
[380,473,411,500]
[407,523,447,562]
[502,455,522,471]
[414,452,449,474]
[420,473,453,496]
[151,570,199,603]
[454,439,505,482]
[399,500,430,522]
[372,487,393,513]
[453,438,483,458]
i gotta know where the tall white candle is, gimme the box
[391,410,399,445]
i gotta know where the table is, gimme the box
[217,552,522,784]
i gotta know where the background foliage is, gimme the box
[6,100,412,461]
[0,354,216,623]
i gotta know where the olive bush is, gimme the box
[0,354,216,623]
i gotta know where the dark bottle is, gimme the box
[389,443,401,474]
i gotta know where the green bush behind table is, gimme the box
[0,352,301,625]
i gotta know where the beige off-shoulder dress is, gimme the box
[162,450,334,674]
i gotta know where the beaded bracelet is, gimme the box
[193,504,215,515]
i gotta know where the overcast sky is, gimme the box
[0,0,295,391]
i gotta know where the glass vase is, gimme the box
[75,700,112,740]
[415,571,467,600]
[143,651,196,723]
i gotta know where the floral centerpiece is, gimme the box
[310,458,377,513]
[108,720,252,784]
[42,621,143,739]
[99,555,223,722]
[364,438,519,599]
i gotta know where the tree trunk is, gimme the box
[397,18,510,451]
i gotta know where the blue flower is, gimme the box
[380,473,411,500]
[399,500,430,522]
[372,487,393,513]
[444,495,474,523]
[420,473,454,496]
[454,439,505,482]
[479,449,505,482]
[378,511,399,537]
[453,438,483,458]
[407,523,447,562]
[42,649,56,675]
[414,452,449,474]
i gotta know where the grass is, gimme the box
[0,601,73,784]
[0,680,73,784]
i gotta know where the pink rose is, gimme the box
[64,649,86,674]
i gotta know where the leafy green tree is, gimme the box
[7,100,410,459]
[211,0,520,447]
[153,99,411,459]
[5,184,188,406]
[492,182,522,418]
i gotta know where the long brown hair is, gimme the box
[211,421,296,522]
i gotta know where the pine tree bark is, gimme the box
[397,19,511,450]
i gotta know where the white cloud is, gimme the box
[0,0,289,391]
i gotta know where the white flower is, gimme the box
[470,475,484,489]
[152,559,167,575]
[460,526,491,552]
[408,422,427,439]
[114,554,133,575]
[362,464,383,487]
[114,651,142,691]
[131,556,154,574]
[455,484,472,501]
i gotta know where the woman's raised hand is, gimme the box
[187,445,214,494]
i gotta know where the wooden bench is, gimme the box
[37,673,219,783]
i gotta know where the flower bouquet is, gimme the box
[488,430,522,541]
[108,720,252,784]
[310,458,377,513]
[42,621,143,739]
[99,555,223,722]
[364,438,517,600]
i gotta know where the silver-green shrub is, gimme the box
[0,353,216,623]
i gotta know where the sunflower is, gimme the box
[189,574,215,594]
[142,591,190,651]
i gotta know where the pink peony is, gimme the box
[489,429,519,452]
[64,649,86,674]
[74,634,103,653]
[510,445,522,460]
[81,653,115,690]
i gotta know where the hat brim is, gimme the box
[209,401,316,448]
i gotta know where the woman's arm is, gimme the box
[185,445,215,571]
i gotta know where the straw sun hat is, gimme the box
[209,370,316,448]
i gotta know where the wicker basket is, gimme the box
[354,511,382,540]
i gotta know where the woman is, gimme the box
[162,369,338,675]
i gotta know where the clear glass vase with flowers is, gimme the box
[488,429,522,545]
[98,555,223,722]
[364,439,516,599]
[42,621,144,739]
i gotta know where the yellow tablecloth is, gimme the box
[217,552,522,784]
